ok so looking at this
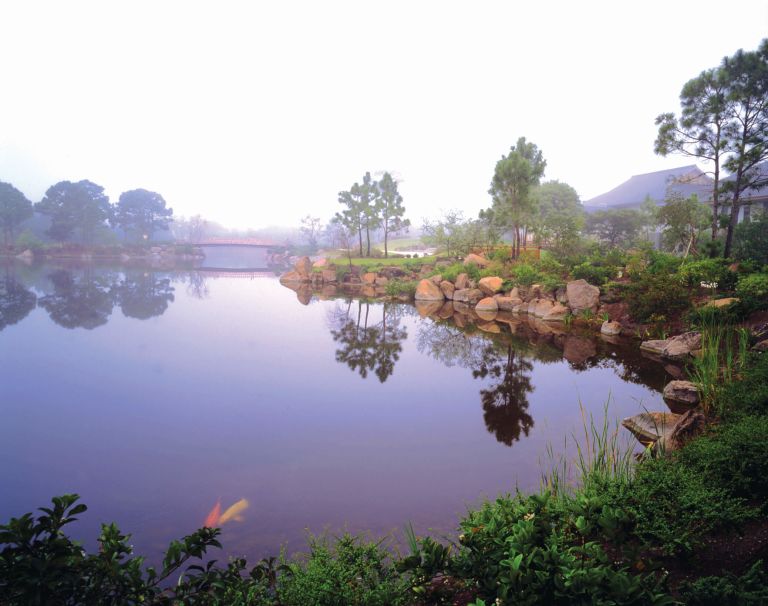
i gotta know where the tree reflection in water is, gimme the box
[116,272,175,319]
[417,320,534,446]
[39,270,117,329]
[328,300,408,383]
[472,344,534,446]
[38,269,178,329]
[0,273,37,331]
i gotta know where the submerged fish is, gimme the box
[203,500,222,527]
[218,498,249,525]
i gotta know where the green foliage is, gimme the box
[35,180,112,243]
[510,263,540,286]
[0,494,267,606]
[677,416,768,503]
[570,262,614,286]
[735,273,768,309]
[678,560,768,606]
[384,279,417,298]
[624,271,691,322]
[718,352,768,418]
[487,137,546,257]
[585,209,644,248]
[733,211,768,265]
[605,456,754,556]
[454,492,673,605]
[439,262,465,283]
[0,180,33,246]
[278,535,408,606]
[115,189,173,242]
[656,193,710,254]
[463,262,483,281]
[678,257,737,291]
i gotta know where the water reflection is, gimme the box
[116,272,175,320]
[328,300,408,383]
[39,270,116,329]
[473,344,534,447]
[0,273,37,331]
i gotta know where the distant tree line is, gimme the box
[0,178,173,246]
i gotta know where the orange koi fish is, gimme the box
[203,499,222,527]
[218,498,249,525]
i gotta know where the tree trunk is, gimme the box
[365,223,371,257]
[358,225,363,257]
[384,225,388,258]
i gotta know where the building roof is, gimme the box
[584,165,714,212]
[721,161,768,201]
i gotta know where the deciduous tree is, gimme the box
[0,181,33,246]
[114,189,173,242]
[36,180,112,243]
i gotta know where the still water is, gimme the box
[0,262,667,562]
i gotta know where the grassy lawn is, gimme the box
[340,255,437,267]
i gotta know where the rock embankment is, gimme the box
[281,254,640,332]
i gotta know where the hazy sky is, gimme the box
[1,1,766,230]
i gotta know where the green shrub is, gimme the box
[733,211,768,265]
[463,263,482,281]
[678,560,768,606]
[624,272,691,322]
[478,260,505,279]
[679,258,737,291]
[278,535,408,606]
[384,279,416,297]
[490,246,512,263]
[735,273,768,304]
[643,251,683,276]
[676,416,768,503]
[718,353,768,418]
[571,262,614,285]
[510,263,540,286]
[438,262,464,283]
[606,454,755,556]
[454,492,673,605]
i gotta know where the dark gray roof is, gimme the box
[584,165,714,212]
[721,161,768,201]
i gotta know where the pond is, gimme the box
[0,262,670,562]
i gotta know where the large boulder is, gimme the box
[495,294,523,311]
[321,269,337,283]
[455,273,470,290]
[415,279,445,301]
[440,280,455,300]
[640,339,667,356]
[453,288,484,304]
[362,272,377,284]
[533,299,555,318]
[463,253,490,268]
[704,297,739,308]
[476,297,499,312]
[279,270,308,284]
[430,274,443,285]
[601,320,622,336]
[662,380,700,407]
[566,279,600,313]
[622,412,679,447]
[294,256,312,277]
[662,332,702,361]
[543,303,570,322]
[478,276,504,296]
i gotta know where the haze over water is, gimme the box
[0,263,666,562]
